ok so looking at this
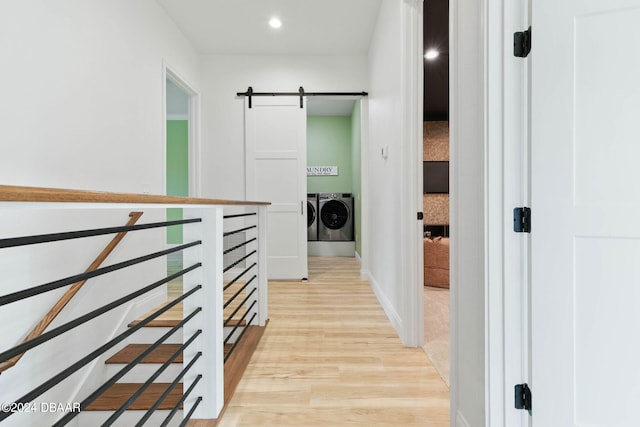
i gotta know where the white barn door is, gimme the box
[245,96,308,280]
[531,1,640,425]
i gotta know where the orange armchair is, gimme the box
[424,237,449,288]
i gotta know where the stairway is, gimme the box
[79,312,187,426]
[78,297,265,426]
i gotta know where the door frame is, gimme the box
[400,0,527,425]
[399,0,425,349]
[162,61,201,197]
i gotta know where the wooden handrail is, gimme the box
[0,185,270,206]
[0,212,144,373]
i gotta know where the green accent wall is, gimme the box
[166,120,188,244]
[307,116,353,193]
[351,102,362,255]
[307,111,361,253]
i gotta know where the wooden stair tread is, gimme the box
[85,383,183,411]
[128,318,247,328]
[128,318,181,328]
[106,344,183,364]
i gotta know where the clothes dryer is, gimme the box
[318,193,354,241]
[307,193,318,241]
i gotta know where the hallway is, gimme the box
[217,257,449,426]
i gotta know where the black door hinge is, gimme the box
[514,26,532,57]
[515,383,532,414]
[513,207,531,233]
[417,212,424,220]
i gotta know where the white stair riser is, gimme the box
[104,363,183,383]
[78,410,182,427]
[124,325,243,344]
[223,326,244,344]
[123,328,183,345]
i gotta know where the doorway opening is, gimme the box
[306,98,363,270]
[421,0,451,388]
[164,65,200,297]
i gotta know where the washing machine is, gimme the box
[307,193,318,241]
[318,193,354,241]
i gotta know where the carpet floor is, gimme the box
[423,286,450,387]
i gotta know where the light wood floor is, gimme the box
[217,256,450,427]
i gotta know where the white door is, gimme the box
[245,96,308,280]
[531,1,640,425]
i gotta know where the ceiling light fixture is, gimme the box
[425,49,440,60]
[269,17,282,29]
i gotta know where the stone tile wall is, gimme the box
[423,122,449,226]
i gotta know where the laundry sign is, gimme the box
[307,166,338,176]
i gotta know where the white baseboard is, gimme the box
[456,410,472,427]
[308,241,355,257]
[354,251,362,265]
[367,273,402,336]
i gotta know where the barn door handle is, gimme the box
[301,200,303,215]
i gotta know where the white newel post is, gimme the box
[256,205,269,326]
[182,206,224,419]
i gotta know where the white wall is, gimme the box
[0,0,200,194]
[199,55,368,200]
[0,2,201,425]
[367,1,489,426]
[365,0,405,338]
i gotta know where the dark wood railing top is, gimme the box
[0,185,270,206]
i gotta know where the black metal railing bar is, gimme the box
[0,264,201,365]
[223,237,257,255]
[224,288,257,327]
[175,393,202,427]
[223,300,257,347]
[101,330,202,426]
[53,311,201,426]
[222,213,257,219]
[223,263,257,291]
[223,276,257,310]
[0,241,201,307]
[0,218,202,249]
[224,313,257,363]
[135,352,203,426]
[222,225,256,237]
[0,286,201,423]
[223,250,257,273]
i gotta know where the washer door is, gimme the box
[307,201,316,227]
[320,200,349,229]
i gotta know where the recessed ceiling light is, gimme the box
[269,17,282,29]
[425,49,440,60]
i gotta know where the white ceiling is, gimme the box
[156,0,383,55]
[307,98,356,116]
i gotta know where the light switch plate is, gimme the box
[381,145,389,159]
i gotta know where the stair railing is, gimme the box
[0,185,269,426]
[0,211,144,373]
[222,208,268,362]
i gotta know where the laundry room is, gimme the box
[306,98,362,258]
